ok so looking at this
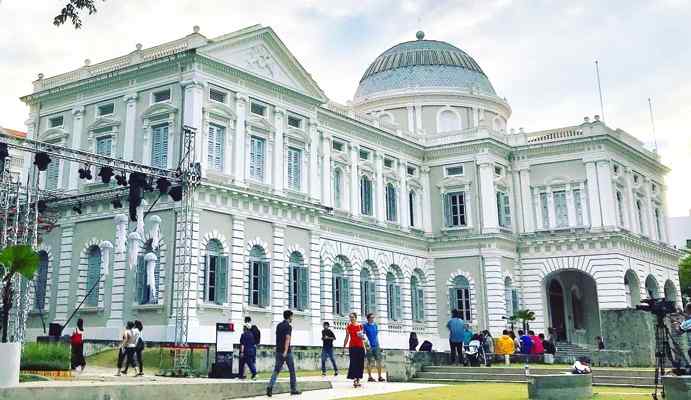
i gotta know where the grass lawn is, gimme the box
[341,383,653,400]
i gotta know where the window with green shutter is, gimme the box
[207,124,226,171]
[333,168,343,209]
[45,148,60,190]
[85,246,101,307]
[411,276,424,322]
[135,251,162,305]
[444,191,467,227]
[386,183,397,222]
[96,136,113,157]
[287,147,302,191]
[216,255,228,304]
[386,272,401,321]
[288,252,308,311]
[360,268,376,317]
[497,191,511,228]
[205,240,224,304]
[332,264,350,316]
[151,124,169,169]
[248,245,269,307]
[249,136,265,181]
[360,175,373,216]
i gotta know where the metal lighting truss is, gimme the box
[0,129,197,356]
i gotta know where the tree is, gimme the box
[679,252,691,301]
[53,0,101,29]
[512,309,536,332]
[0,245,40,343]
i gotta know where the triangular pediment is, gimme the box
[199,25,327,102]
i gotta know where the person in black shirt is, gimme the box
[245,316,261,345]
[266,310,300,397]
[320,321,338,376]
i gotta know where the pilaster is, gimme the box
[519,169,534,233]
[123,93,138,162]
[399,161,409,231]
[321,133,332,207]
[421,166,433,235]
[182,80,206,173]
[625,169,639,234]
[68,106,85,191]
[54,224,75,323]
[585,161,603,229]
[272,224,286,324]
[375,152,386,225]
[483,255,506,336]
[478,160,499,233]
[230,216,246,322]
[309,120,321,202]
[566,184,576,227]
[273,108,285,195]
[596,160,617,229]
[350,143,360,219]
[309,232,321,331]
[234,93,248,186]
[107,214,128,329]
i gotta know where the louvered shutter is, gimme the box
[207,125,215,169]
[256,139,264,180]
[341,277,350,315]
[216,126,225,170]
[216,256,228,304]
[367,280,376,315]
[259,262,270,307]
[394,285,402,320]
[46,158,59,190]
[503,193,512,226]
[247,261,253,304]
[448,288,456,315]
[152,252,160,304]
[416,288,425,320]
[387,283,393,319]
[443,194,450,226]
[332,274,339,315]
[298,266,309,310]
[135,255,146,304]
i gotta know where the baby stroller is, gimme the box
[464,335,487,367]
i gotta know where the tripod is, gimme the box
[651,314,690,400]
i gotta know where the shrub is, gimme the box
[21,342,70,371]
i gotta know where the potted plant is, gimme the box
[0,244,39,387]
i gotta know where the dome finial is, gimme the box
[416,30,425,40]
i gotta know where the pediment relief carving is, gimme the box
[141,102,178,120]
[286,127,308,143]
[204,102,237,121]
[247,115,275,133]
[40,127,69,142]
[437,175,472,191]
[331,151,350,165]
[383,169,399,182]
[87,116,120,132]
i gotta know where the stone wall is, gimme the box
[600,309,655,367]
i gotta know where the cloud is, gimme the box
[0,0,689,215]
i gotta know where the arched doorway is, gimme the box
[664,280,677,303]
[546,270,601,345]
[548,279,566,341]
[624,270,640,308]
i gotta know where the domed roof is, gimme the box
[354,32,496,100]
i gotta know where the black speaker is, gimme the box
[48,322,62,337]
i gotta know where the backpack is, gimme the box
[71,329,83,346]
[251,325,261,345]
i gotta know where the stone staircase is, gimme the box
[412,366,657,388]
[554,342,593,363]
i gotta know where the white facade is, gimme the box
[19,25,683,349]
[668,213,691,250]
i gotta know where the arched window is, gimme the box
[386,183,397,222]
[624,270,640,308]
[664,280,677,302]
[248,245,269,307]
[136,249,163,305]
[408,190,417,227]
[360,175,373,216]
[202,240,227,305]
[645,275,659,299]
[636,199,645,234]
[504,276,519,317]
[449,275,472,321]
[438,109,460,133]
[332,263,350,316]
[360,268,376,317]
[379,113,393,126]
[289,252,308,311]
[616,191,625,227]
[85,246,102,307]
[34,251,49,311]
[333,168,343,209]
[386,272,402,321]
[411,275,424,322]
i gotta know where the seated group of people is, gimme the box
[495,329,556,356]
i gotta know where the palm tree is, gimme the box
[0,245,40,343]
[512,309,536,332]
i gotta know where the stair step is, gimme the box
[420,366,654,378]
[411,378,654,388]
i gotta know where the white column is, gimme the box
[399,161,409,230]
[53,224,74,323]
[625,170,639,234]
[519,169,534,233]
[230,216,246,323]
[534,190,544,231]
[309,233,322,338]
[406,106,415,133]
[479,161,499,233]
[272,224,286,324]
[484,255,506,336]
[414,104,422,132]
[309,121,321,202]
[596,160,617,229]
[375,152,386,225]
[350,144,360,218]
[68,106,84,191]
[421,166,433,235]
[579,183,590,227]
[566,184,576,228]
[585,161,603,229]
[645,180,657,240]
[182,80,206,172]
[472,107,479,128]
[234,94,247,186]
[123,93,138,162]
[273,108,285,195]
[107,214,128,330]
[547,189,556,229]
[322,133,332,207]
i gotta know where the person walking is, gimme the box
[409,332,419,351]
[266,310,300,397]
[245,316,261,345]
[121,321,139,375]
[239,324,258,380]
[320,321,338,376]
[134,320,145,376]
[115,322,129,376]
[363,313,384,382]
[446,309,466,366]
[70,318,86,372]
[343,312,365,388]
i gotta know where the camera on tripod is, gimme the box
[635,298,677,317]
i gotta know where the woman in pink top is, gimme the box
[529,330,544,354]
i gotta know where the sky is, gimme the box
[1,0,690,216]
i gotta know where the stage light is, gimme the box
[98,167,114,184]
[34,152,51,171]
[156,177,171,194]
[72,202,83,215]
[128,172,147,221]
[37,200,47,213]
[168,185,183,202]
[111,198,123,209]
[78,165,92,180]
[115,174,128,186]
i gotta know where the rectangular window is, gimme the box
[151,124,169,169]
[494,165,503,177]
[332,141,344,152]
[209,88,227,103]
[540,192,549,228]
[451,287,472,321]
[333,169,342,209]
[444,191,467,227]
[250,102,267,117]
[287,115,302,129]
[249,260,270,307]
[573,189,583,226]
[554,191,568,227]
[359,149,370,160]
[95,136,112,157]
[207,124,226,171]
[616,190,625,226]
[287,147,302,190]
[249,136,266,181]
[289,265,309,311]
[407,166,416,176]
[496,191,511,228]
[384,158,394,168]
[97,103,115,117]
[45,152,60,190]
[360,176,373,216]
[333,275,350,316]
[445,165,464,176]
[49,116,64,128]
[386,185,397,222]
[152,89,171,103]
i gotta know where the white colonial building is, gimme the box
[20,25,682,349]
